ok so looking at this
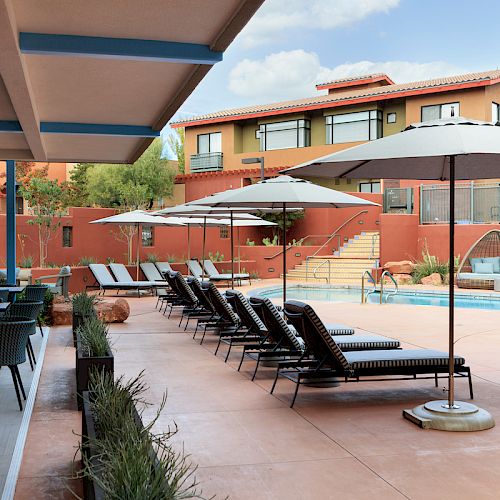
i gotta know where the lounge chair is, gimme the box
[88,264,154,296]
[186,260,211,281]
[242,296,400,380]
[109,263,166,295]
[272,300,473,407]
[203,259,250,284]
[187,277,220,338]
[218,290,268,361]
[161,271,198,319]
[155,261,173,277]
[140,262,169,285]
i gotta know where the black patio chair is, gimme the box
[0,317,36,410]
[187,277,220,338]
[273,300,473,407]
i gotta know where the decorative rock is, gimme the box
[388,273,413,285]
[383,260,415,275]
[420,272,442,286]
[51,302,72,325]
[51,297,130,325]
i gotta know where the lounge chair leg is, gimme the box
[237,350,246,371]
[200,326,207,344]
[435,372,438,387]
[178,315,183,327]
[270,370,280,394]
[224,343,232,362]
[251,356,261,381]
[184,316,190,331]
[468,368,474,399]
[290,381,301,408]
[215,337,222,355]
[9,366,23,411]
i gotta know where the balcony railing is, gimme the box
[190,152,223,173]
[420,182,500,224]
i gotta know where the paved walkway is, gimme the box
[12,282,500,499]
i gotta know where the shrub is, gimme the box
[77,369,205,499]
[146,253,160,263]
[262,235,279,246]
[72,291,98,317]
[245,238,255,246]
[165,254,177,263]
[78,316,111,357]
[106,257,115,264]
[19,255,33,268]
[411,249,459,284]
[78,256,96,266]
[39,288,54,326]
[208,251,224,262]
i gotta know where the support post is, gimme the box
[259,157,265,181]
[282,203,287,304]
[6,160,16,285]
[447,155,457,409]
[230,211,234,289]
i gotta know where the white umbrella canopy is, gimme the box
[282,117,500,180]
[90,210,185,279]
[188,175,378,300]
[282,116,498,431]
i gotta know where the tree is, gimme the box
[166,127,185,174]
[258,210,305,245]
[20,176,67,267]
[64,163,93,207]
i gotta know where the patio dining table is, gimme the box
[0,286,25,302]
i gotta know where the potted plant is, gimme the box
[79,369,203,500]
[72,292,98,345]
[76,316,113,409]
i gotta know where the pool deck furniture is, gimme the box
[203,259,250,285]
[87,264,154,296]
[186,259,211,282]
[274,300,472,407]
[155,262,173,277]
[139,262,169,285]
[37,266,72,299]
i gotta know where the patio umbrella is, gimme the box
[187,176,377,301]
[282,116,498,431]
[90,210,185,280]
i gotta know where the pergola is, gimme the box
[0,0,263,283]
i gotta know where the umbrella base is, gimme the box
[403,400,495,431]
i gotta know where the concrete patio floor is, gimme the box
[13,280,500,499]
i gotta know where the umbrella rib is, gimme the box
[340,159,371,178]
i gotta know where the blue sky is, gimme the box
[164,0,500,149]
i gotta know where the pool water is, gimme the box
[259,286,500,310]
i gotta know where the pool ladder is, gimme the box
[361,270,399,304]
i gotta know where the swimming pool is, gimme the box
[257,286,500,310]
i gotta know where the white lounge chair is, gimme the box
[88,264,154,296]
[140,262,169,285]
[203,259,250,284]
[155,262,173,276]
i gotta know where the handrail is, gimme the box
[264,209,369,261]
[361,270,376,304]
[380,270,399,304]
[312,259,331,283]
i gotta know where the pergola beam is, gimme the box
[19,32,223,65]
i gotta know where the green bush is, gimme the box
[411,249,459,284]
[106,256,115,264]
[262,235,279,246]
[245,238,255,246]
[78,316,111,357]
[72,291,98,316]
[146,253,160,263]
[19,255,33,268]
[77,369,206,499]
[208,251,224,262]
[78,256,96,266]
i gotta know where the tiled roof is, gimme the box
[315,73,394,88]
[172,69,500,127]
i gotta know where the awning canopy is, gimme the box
[0,0,263,163]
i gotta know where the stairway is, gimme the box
[286,231,380,284]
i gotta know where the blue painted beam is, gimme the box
[0,121,23,133]
[40,122,160,137]
[6,160,16,285]
[19,32,223,65]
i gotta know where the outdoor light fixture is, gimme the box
[241,157,265,181]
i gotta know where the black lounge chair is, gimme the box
[218,290,268,361]
[272,300,473,407]
[87,264,154,296]
[242,296,400,380]
[187,278,222,338]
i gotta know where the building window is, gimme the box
[62,226,73,247]
[142,226,154,247]
[492,102,500,123]
[386,112,397,124]
[15,196,23,214]
[197,132,222,154]
[259,120,311,151]
[326,110,382,145]
[421,102,460,121]
[219,226,229,239]
[359,181,381,193]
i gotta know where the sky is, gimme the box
[164,0,500,151]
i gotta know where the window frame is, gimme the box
[386,112,397,124]
[358,181,381,194]
[492,102,500,123]
[325,109,382,145]
[197,131,222,154]
[258,119,311,151]
[62,226,73,247]
[141,225,154,247]
[421,101,460,121]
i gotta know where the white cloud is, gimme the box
[240,0,400,48]
[228,50,464,102]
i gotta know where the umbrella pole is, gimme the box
[187,225,191,275]
[231,211,234,289]
[283,203,287,304]
[136,223,140,281]
[447,155,457,409]
[238,227,241,274]
[202,217,206,280]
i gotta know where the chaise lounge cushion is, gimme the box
[473,262,494,274]
[457,272,497,281]
[482,257,500,273]
[345,349,465,370]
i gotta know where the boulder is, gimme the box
[96,298,130,323]
[383,260,415,275]
[51,302,72,325]
[420,272,442,286]
[387,273,413,285]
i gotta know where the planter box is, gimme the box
[76,332,113,409]
[72,311,95,347]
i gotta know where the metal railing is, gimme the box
[420,182,500,224]
[361,270,376,303]
[383,187,413,214]
[190,152,223,173]
[312,259,331,283]
[380,270,399,303]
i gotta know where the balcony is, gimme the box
[190,152,223,173]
